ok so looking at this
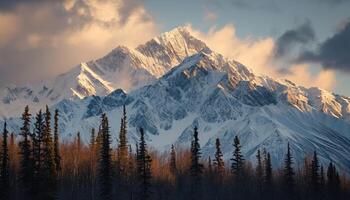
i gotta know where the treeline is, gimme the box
[0,105,349,200]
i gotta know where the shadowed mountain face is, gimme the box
[1,26,350,174]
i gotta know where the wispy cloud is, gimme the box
[188,24,336,90]
[0,0,158,85]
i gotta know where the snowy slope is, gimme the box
[0,27,208,118]
[49,51,350,173]
[1,26,350,174]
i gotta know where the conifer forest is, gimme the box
[0,105,349,200]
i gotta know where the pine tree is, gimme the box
[89,128,97,198]
[31,110,44,195]
[18,106,34,195]
[190,126,203,198]
[53,109,61,174]
[256,149,263,193]
[170,144,177,175]
[230,136,244,177]
[213,138,225,176]
[262,152,273,199]
[320,165,325,187]
[41,106,57,199]
[0,122,10,199]
[310,151,320,193]
[264,152,272,184]
[137,128,152,200]
[33,110,44,172]
[89,128,96,172]
[283,143,295,196]
[90,128,96,151]
[99,114,112,200]
[208,156,212,174]
[117,105,129,179]
[326,162,340,196]
[95,127,102,162]
[9,133,17,187]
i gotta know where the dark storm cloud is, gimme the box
[0,0,46,11]
[275,21,315,58]
[298,21,350,72]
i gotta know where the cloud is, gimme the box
[298,21,350,72]
[0,0,158,85]
[0,13,20,46]
[187,24,336,90]
[0,0,338,92]
[0,0,44,11]
[187,24,275,75]
[203,8,218,22]
[283,64,336,90]
[275,21,315,58]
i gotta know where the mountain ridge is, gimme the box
[1,26,350,174]
[0,26,210,118]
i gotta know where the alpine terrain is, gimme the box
[1,26,350,173]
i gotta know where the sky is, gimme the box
[0,0,349,96]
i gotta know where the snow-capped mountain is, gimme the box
[0,27,208,118]
[1,26,350,173]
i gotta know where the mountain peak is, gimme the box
[136,25,209,69]
[153,25,192,43]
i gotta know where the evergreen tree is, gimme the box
[95,127,102,162]
[208,156,212,174]
[263,152,272,190]
[320,165,325,187]
[137,128,152,200]
[283,143,295,196]
[89,128,97,198]
[90,128,96,151]
[326,162,340,196]
[260,151,273,199]
[99,114,112,200]
[33,110,44,172]
[213,138,225,176]
[53,109,61,174]
[230,136,244,177]
[190,126,203,199]
[41,106,57,199]
[31,110,44,196]
[310,151,320,193]
[170,144,177,175]
[9,133,17,187]
[0,122,10,199]
[256,149,263,193]
[117,105,129,179]
[89,128,96,172]
[18,106,34,195]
